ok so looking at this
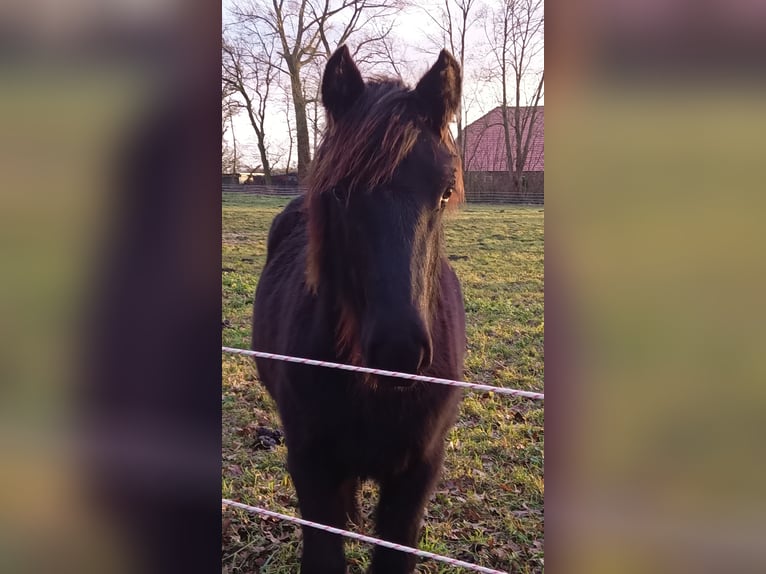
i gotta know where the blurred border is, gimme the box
[0,1,222,573]
[547,0,766,573]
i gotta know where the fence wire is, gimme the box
[223,499,508,574]
[222,347,544,400]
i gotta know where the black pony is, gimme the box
[252,45,466,574]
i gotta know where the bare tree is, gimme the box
[222,138,237,175]
[420,0,483,164]
[222,72,241,174]
[222,30,278,185]
[299,55,324,160]
[487,0,544,196]
[372,35,408,78]
[340,20,407,78]
[222,85,236,144]
[231,0,400,181]
[310,88,321,158]
[280,83,296,174]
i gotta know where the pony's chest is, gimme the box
[342,422,421,477]
[333,393,443,473]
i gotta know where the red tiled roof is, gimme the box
[462,106,544,172]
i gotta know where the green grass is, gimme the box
[222,192,544,573]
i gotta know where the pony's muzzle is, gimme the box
[363,317,433,384]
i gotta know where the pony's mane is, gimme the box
[305,76,464,294]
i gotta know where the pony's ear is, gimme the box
[322,45,365,121]
[415,50,462,131]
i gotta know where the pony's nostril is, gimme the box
[363,314,432,378]
[367,341,419,375]
[366,330,432,377]
[419,340,433,370]
[413,347,425,373]
[413,326,433,371]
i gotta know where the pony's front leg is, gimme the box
[368,457,443,574]
[289,457,349,574]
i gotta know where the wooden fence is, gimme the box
[223,182,544,204]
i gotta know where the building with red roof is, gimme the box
[461,106,544,203]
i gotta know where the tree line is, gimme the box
[222,0,543,193]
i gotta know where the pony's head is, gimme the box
[306,45,463,385]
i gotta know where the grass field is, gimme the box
[222,192,544,573]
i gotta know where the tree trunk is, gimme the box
[513,77,523,196]
[461,107,468,167]
[312,98,319,158]
[286,133,293,175]
[241,94,273,186]
[290,76,311,182]
[511,171,522,198]
[257,140,272,185]
[501,107,515,195]
[500,11,514,195]
[500,78,514,195]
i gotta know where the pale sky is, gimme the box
[223,0,543,171]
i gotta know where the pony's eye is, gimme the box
[331,186,347,205]
[442,188,454,202]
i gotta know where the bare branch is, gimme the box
[229,0,401,179]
